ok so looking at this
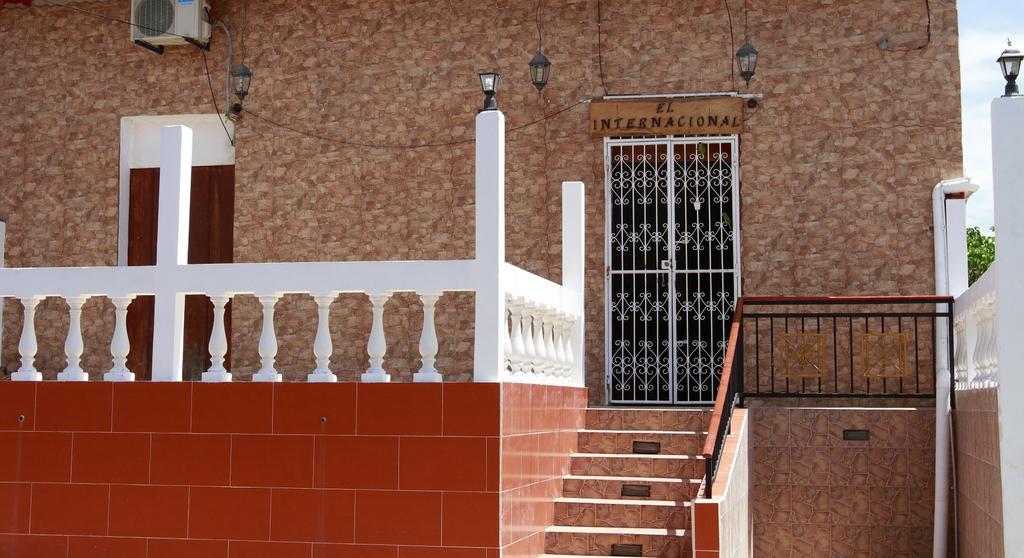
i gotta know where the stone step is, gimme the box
[585,407,711,432]
[568,453,705,479]
[554,497,692,529]
[561,475,702,501]
[576,429,706,455]
[545,525,691,557]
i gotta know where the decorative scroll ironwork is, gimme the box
[860,332,909,379]
[778,333,827,379]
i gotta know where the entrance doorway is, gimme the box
[605,137,740,405]
[126,165,235,380]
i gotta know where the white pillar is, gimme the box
[472,109,506,382]
[202,295,232,382]
[362,293,392,383]
[11,296,42,381]
[562,181,586,387]
[414,293,443,383]
[151,125,192,381]
[308,293,337,383]
[104,296,135,382]
[253,294,282,382]
[58,296,89,381]
[993,94,1024,557]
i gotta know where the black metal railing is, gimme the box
[702,295,955,498]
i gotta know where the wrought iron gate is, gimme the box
[605,137,740,405]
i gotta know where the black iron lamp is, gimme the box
[998,42,1022,97]
[529,52,551,92]
[736,42,759,86]
[232,63,253,102]
[479,72,501,111]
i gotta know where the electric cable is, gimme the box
[724,0,736,89]
[201,50,235,146]
[596,0,610,96]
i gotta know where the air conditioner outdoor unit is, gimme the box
[131,0,211,46]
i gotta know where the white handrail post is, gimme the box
[362,293,392,383]
[308,293,338,383]
[58,296,89,381]
[994,94,1024,556]
[202,295,232,382]
[11,296,42,381]
[253,294,282,382]
[414,293,443,383]
[151,125,192,381]
[562,180,586,387]
[472,109,506,382]
[104,296,135,382]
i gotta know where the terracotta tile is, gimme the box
[442,383,500,436]
[752,485,791,525]
[0,534,68,558]
[789,409,828,446]
[789,446,829,486]
[829,486,870,526]
[753,522,792,556]
[111,382,191,433]
[312,544,398,558]
[108,485,188,538]
[314,436,399,489]
[790,523,830,555]
[869,526,911,555]
[356,384,441,436]
[150,433,231,486]
[71,433,150,484]
[354,490,441,545]
[399,548,489,558]
[829,447,869,486]
[441,492,499,547]
[229,541,312,558]
[693,501,720,551]
[231,434,314,487]
[30,483,108,536]
[399,437,487,491]
[188,487,271,540]
[0,383,35,430]
[191,383,273,434]
[790,486,830,524]
[271,488,355,543]
[0,431,72,482]
[868,411,909,448]
[869,487,909,526]
[501,383,531,436]
[0,484,31,534]
[868,448,909,487]
[67,536,147,558]
[148,539,228,558]
[486,437,499,491]
[695,552,720,558]
[35,383,112,432]
[273,383,356,435]
[752,446,790,485]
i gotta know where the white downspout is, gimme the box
[931,177,977,558]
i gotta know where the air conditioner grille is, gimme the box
[134,0,175,38]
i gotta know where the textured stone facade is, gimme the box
[0,0,962,401]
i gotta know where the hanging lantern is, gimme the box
[529,51,551,92]
[735,42,759,86]
[232,63,253,102]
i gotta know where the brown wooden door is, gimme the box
[126,165,235,380]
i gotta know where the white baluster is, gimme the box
[11,296,42,381]
[532,305,548,375]
[104,296,135,382]
[984,296,999,385]
[553,314,568,378]
[563,314,576,379]
[414,293,443,383]
[253,294,282,382]
[522,305,537,375]
[970,302,986,385]
[502,295,514,375]
[509,298,526,375]
[361,293,392,383]
[202,295,232,382]
[543,310,558,378]
[952,317,966,389]
[59,296,89,381]
[308,293,338,383]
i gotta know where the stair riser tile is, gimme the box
[544,530,691,557]
[577,432,704,455]
[555,502,691,529]
[569,456,703,479]
[562,478,700,501]
[586,410,711,432]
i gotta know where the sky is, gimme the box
[958,0,1018,231]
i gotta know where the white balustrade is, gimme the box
[0,116,586,386]
[954,261,999,389]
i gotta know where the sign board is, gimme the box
[589,96,744,138]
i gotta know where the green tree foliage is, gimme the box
[967,227,996,285]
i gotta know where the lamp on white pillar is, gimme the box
[414,293,443,383]
[253,294,282,382]
[104,296,135,382]
[58,297,89,381]
[362,293,392,383]
[11,296,42,381]
[308,293,338,382]
[202,295,232,382]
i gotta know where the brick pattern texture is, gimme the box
[953,388,1004,558]
[0,1,963,403]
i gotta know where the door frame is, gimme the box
[603,135,743,405]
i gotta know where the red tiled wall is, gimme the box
[0,381,503,558]
[954,388,1004,558]
[499,384,587,557]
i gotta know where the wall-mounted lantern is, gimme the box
[529,52,551,92]
[998,42,1022,97]
[736,42,759,86]
[479,72,501,111]
[231,63,253,114]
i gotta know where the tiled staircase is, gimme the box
[543,407,711,558]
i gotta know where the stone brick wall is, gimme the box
[954,388,1004,558]
[749,406,935,556]
[0,0,962,400]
